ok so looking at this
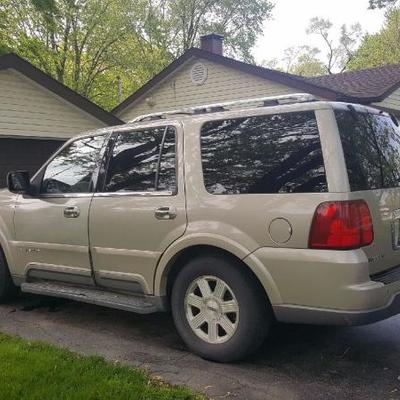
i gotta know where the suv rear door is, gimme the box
[89,123,187,294]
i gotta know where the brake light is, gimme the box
[309,200,374,250]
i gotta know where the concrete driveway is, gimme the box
[0,295,399,400]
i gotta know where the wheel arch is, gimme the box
[154,235,282,305]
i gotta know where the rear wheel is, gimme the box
[171,255,272,362]
[0,250,18,302]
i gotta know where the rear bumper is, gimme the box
[273,292,400,326]
[245,247,400,326]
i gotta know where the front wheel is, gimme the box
[171,255,272,362]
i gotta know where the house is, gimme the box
[113,34,400,122]
[0,53,122,187]
[3,36,400,188]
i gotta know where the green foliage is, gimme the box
[0,0,147,110]
[290,55,326,77]
[159,0,274,62]
[369,0,397,8]
[348,8,400,70]
[0,0,273,110]
[281,46,326,76]
[0,45,10,56]
[0,332,202,400]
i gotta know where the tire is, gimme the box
[0,249,18,302]
[171,255,272,362]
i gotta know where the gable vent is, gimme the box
[191,62,208,85]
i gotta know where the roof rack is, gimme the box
[129,93,317,123]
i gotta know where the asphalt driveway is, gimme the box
[0,295,399,400]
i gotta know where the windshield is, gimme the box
[335,109,400,191]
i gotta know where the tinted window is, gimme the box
[105,126,176,193]
[41,135,106,194]
[336,110,400,191]
[201,111,327,194]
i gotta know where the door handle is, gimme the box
[63,206,80,218]
[155,206,177,220]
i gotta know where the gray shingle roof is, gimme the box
[303,64,400,101]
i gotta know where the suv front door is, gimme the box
[89,124,187,294]
[13,134,107,284]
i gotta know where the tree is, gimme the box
[281,45,325,76]
[0,0,154,109]
[0,0,274,110]
[348,7,400,69]
[291,55,326,77]
[140,0,274,63]
[0,6,9,55]
[265,18,362,77]
[306,17,362,74]
[369,0,397,8]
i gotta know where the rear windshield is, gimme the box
[336,110,400,191]
[200,111,328,194]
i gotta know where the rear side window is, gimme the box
[335,110,400,191]
[200,111,327,194]
[104,126,176,193]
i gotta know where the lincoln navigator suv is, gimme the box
[1,94,400,362]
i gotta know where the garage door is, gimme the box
[0,138,64,187]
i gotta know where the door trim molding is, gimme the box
[25,262,93,285]
[25,262,92,276]
[97,269,150,294]
[92,246,161,260]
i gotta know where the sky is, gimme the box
[252,0,387,65]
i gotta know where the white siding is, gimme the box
[0,69,106,139]
[117,58,299,122]
[372,88,400,116]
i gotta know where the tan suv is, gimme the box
[1,93,400,362]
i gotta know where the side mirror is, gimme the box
[7,171,31,194]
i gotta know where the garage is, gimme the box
[0,138,63,187]
[0,53,122,187]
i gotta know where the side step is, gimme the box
[21,281,164,314]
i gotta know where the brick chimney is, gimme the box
[200,33,224,56]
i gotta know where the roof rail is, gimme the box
[129,93,317,123]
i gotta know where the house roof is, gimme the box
[303,64,400,103]
[0,53,123,126]
[113,47,400,115]
[112,48,345,115]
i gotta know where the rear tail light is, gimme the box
[309,200,374,250]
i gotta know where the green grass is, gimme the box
[0,333,203,400]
